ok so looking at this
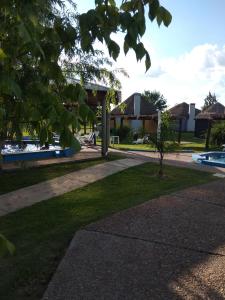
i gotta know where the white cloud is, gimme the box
[113,43,225,108]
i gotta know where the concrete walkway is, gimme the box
[43,179,225,300]
[118,150,225,174]
[0,158,144,217]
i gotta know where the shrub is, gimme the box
[138,126,147,138]
[211,121,225,146]
[115,126,131,142]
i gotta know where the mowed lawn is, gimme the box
[0,163,215,300]
[0,153,125,195]
[109,132,207,152]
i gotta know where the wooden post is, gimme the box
[120,117,124,128]
[84,120,87,135]
[178,119,182,144]
[143,119,145,130]
[107,111,110,148]
[205,120,212,150]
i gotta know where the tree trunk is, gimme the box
[84,121,87,135]
[177,119,182,144]
[0,139,5,171]
[158,150,164,178]
[205,120,212,150]
[143,119,145,130]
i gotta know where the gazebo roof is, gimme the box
[67,78,121,109]
[111,93,157,117]
[168,102,200,119]
[196,102,225,120]
[169,102,189,118]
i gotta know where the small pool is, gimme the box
[192,152,225,168]
[1,141,75,163]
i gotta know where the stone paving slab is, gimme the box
[43,230,225,300]
[0,158,144,216]
[173,179,225,206]
[86,190,225,255]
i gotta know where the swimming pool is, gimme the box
[1,141,75,163]
[192,152,225,168]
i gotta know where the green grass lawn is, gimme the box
[110,132,207,152]
[0,162,215,300]
[0,153,125,195]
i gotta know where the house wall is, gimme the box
[131,120,142,130]
[123,119,130,127]
[173,119,187,131]
[144,120,157,133]
[115,117,121,128]
[134,94,141,116]
[187,103,196,132]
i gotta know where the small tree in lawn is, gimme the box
[149,111,175,177]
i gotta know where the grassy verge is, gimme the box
[109,132,207,152]
[0,153,125,195]
[0,162,215,300]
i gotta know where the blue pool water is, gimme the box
[1,141,74,163]
[192,152,225,168]
[1,144,62,154]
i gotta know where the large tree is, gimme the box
[142,90,167,110]
[0,0,172,157]
[202,91,217,111]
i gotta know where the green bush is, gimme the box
[211,121,225,146]
[115,126,131,142]
[138,126,147,138]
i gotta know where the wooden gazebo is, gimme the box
[110,93,158,133]
[83,82,121,157]
[195,102,225,149]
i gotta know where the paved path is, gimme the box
[0,158,144,217]
[117,150,225,174]
[43,179,225,300]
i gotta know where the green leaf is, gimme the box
[136,12,146,36]
[145,52,151,71]
[39,127,48,145]
[79,103,89,121]
[0,48,7,60]
[123,41,129,55]
[17,22,32,43]
[158,6,172,27]
[108,40,120,60]
[30,109,41,122]
[148,0,159,21]
[156,14,162,26]
[71,136,81,152]
[95,0,103,5]
[120,12,132,31]
[121,1,133,12]
[0,234,15,257]
[0,76,22,97]
[135,43,146,61]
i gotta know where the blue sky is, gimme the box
[76,1,225,107]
